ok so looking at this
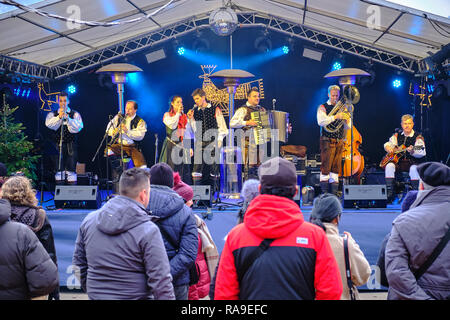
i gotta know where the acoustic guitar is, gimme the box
[379,145,424,169]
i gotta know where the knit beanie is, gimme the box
[149,163,174,188]
[310,193,342,231]
[173,172,193,202]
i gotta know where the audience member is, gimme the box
[148,163,198,300]
[385,162,450,300]
[0,162,7,190]
[72,167,175,300]
[1,175,59,299]
[237,179,260,224]
[214,157,342,300]
[0,198,58,299]
[172,172,219,300]
[310,193,371,300]
[376,190,418,288]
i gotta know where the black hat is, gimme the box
[417,162,450,187]
[258,157,297,191]
[149,163,174,188]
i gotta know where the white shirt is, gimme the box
[45,107,83,133]
[229,102,261,128]
[316,100,351,129]
[383,129,426,158]
[163,112,194,140]
[106,113,147,146]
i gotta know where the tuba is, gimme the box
[324,85,360,134]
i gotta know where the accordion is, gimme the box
[250,110,289,145]
[250,111,271,145]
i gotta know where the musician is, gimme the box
[160,95,193,184]
[317,85,351,195]
[230,87,266,180]
[383,114,426,201]
[106,100,147,168]
[188,88,228,187]
[45,91,83,184]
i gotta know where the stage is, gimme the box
[39,190,400,292]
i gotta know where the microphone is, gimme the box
[272,98,276,110]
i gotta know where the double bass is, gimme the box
[341,126,364,182]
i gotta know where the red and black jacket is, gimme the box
[214,194,342,300]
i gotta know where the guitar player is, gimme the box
[383,114,426,202]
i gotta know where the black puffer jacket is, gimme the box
[0,199,59,300]
[10,203,59,299]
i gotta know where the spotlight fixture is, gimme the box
[67,84,76,94]
[282,46,289,54]
[209,7,238,36]
[332,62,342,71]
[254,35,272,53]
[392,79,402,88]
[177,46,185,56]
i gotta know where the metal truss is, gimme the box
[0,55,52,80]
[0,11,420,80]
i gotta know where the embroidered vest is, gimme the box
[193,105,218,142]
[320,102,345,140]
[52,109,77,143]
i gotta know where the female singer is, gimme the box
[160,95,193,184]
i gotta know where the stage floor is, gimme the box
[38,191,400,292]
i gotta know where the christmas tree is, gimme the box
[0,93,39,181]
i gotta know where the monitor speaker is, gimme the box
[54,185,101,209]
[192,185,212,208]
[343,184,387,208]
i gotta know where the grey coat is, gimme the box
[72,195,175,300]
[0,199,59,299]
[385,185,450,300]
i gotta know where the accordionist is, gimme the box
[230,87,267,180]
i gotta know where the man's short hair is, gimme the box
[59,91,68,98]
[328,85,340,95]
[191,88,206,98]
[401,114,413,123]
[119,168,150,199]
[248,87,259,96]
[127,100,138,110]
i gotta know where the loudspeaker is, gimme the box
[363,170,385,185]
[54,185,101,209]
[192,185,212,208]
[343,184,387,208]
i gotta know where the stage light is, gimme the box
[254,36,272,53]
[332,62,342,71]
[392,79,402,88]
[282,46,289,54]
[177,46,185,56]
[67,84,76,94]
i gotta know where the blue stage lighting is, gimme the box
[282,46,289,54]
[332,62,342,71]
[392,79,402,88]
[177,46,185,56]
[67,84,76,94]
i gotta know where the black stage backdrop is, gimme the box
[8,28,450,181]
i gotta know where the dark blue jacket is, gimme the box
[147,185,198,287]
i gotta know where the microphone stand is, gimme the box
[154,133,159,164]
